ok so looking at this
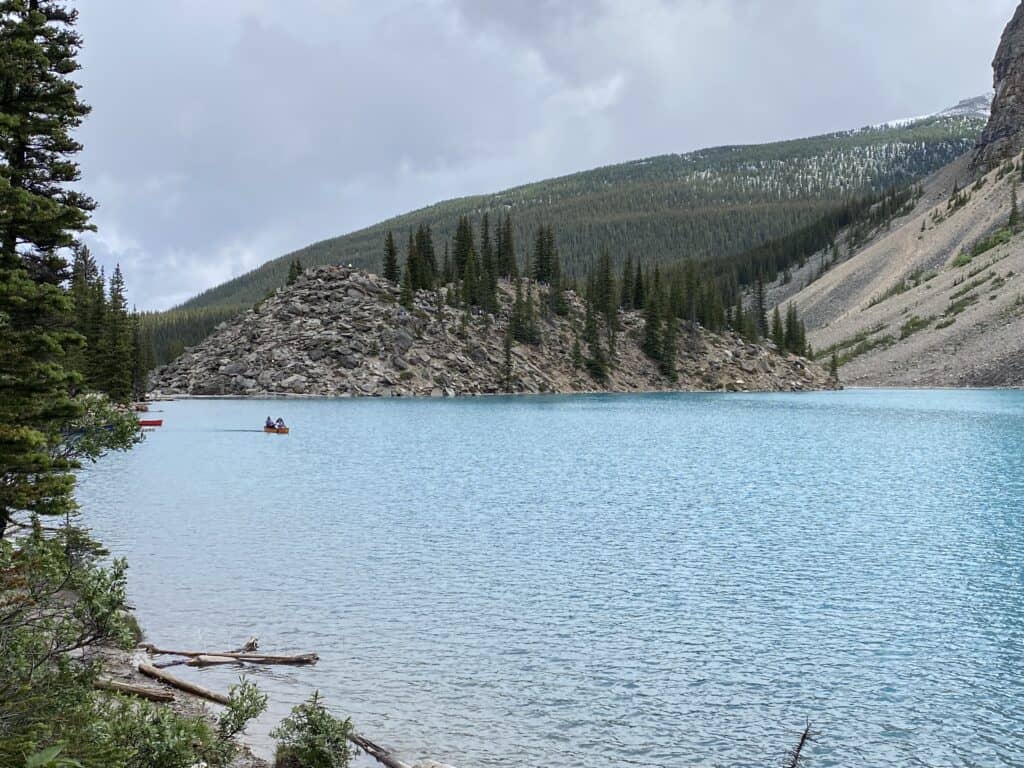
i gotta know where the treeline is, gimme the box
[175,116,981,312]
[139,304,247,367]
[67,246,152,401]
[382,214,813,388]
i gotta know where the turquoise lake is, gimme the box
[75,390,1024,767]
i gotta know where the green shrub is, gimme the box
[271,692,354,768]
[899,315,933,339]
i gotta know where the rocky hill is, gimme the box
[779,3,1024,387]
[148,267,832,398]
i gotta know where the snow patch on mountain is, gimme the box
[872,93,993,129]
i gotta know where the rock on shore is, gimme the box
[149,266,833,398]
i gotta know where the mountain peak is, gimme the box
[936,93,993,120]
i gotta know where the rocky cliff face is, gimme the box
[973,1,1024,171]
[148,266,832,398]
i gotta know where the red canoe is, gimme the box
[138,419,163,427]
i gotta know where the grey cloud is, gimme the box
[73,0,1015,309]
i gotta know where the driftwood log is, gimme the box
[138,660,231,705]
[94,677,175,702]
[140,643,317,665]
[350,734,413,768]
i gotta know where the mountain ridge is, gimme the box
[175,107,986,314]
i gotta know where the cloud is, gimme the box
[73,0,1016,309]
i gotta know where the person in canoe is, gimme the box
[265,416,274,429]
[275,417,286,429]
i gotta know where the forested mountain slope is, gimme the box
[179,108,986,313]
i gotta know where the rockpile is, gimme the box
[149,266,833,398]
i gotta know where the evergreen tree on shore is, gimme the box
[0,0,91,536]
[383,231,399,283]
[286,258,303,285]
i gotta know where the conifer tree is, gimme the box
[98,265,134,402]
[642,290,662,360]
[452,216,474,278]
[383,231,399,282]
[829,351,840,382]
[633,261,645,310]
[531,226,551,283]
[400,261,414,309]
[753,275,768,337]
[770,306,785,349]
[414,224,436,288]
[1011,181,1021,232]
[442,240,453,285]
[501,325,514,393]
[660,304,678,381]
[497,213,518,278]
[0,0,94,536]
[783,303,806,355]
[286,258,303,285]
[620,255,634,310]
[461,246,480,308]
[732,291,745,335]
[581,293,607,382]
[479,214,498,313]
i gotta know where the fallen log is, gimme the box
[186,654,244,667]
[137,661,231,705]
[350,734,413,768]
[94,677,175,702]
[140,644,317,665]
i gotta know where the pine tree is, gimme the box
[400,261,414,309]
[753,275,767,337]
[414,224,436,288]
[497,213,518,279]
[633,261,645,309]
[732,290,745,334]
[501,325,514,393]
[660,304,678,381]
[442,240,453,285]
[479,214,498,313]
[452,216,474,279]
[0,1,95,536]
[571,333,583,370]
[582,294,607,383]
[461,246,480,308]
[286,258,303,285]
[99,265,133,402]
[131,312,154,399]
[531,226,550,283]
[620,255,634,310]
[383,231,399,282]
[784,303,806,355]
[770,305,785,349]
[642,290,662,360]
[828,351,840,382]
[1010,181,1021,232]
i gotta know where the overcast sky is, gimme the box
[74,0,1016,310]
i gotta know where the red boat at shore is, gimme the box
[138,419,163,427]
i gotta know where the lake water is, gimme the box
[76,390,1024,767]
